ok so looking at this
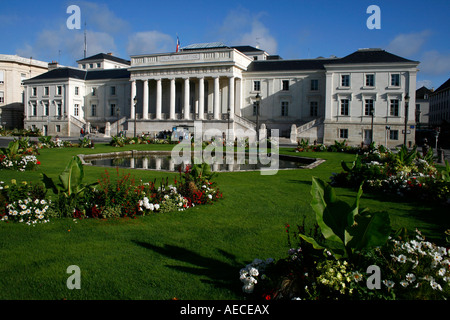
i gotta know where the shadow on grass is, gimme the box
[132,241,244,297]
[335,187,450,244]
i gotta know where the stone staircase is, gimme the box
[290,118,324,143]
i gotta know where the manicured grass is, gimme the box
[0,144,448,300]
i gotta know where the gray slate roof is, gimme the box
[23,67,130,83]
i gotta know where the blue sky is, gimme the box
[1,0,449,89]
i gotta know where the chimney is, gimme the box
[107,53,113,56]
[48,61,59,71]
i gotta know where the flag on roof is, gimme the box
[176,36,180,53]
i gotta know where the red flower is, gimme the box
[36,160,41,165]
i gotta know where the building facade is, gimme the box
[0,54,49,129]
[415,86,432,129]
[23,54,131,136]
[429,78,450,126]
[23,44,419,147]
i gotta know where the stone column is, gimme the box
[184,78,190,120]
[214,76,220,120]
[228,76,235,120]
[170,78,176,120]
[130,80,136,119]
[156,78,162,120]
[143,79,149,120]
[198,77,205,120]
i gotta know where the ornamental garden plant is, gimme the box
[1,155,222,223]
[0,139,40,171]
[329,144,450,202]
[240,177,449,300]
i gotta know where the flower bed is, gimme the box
[1,156,223,223]
[0,139,41,171]
[330,145,450,202]
[240,178,450,300]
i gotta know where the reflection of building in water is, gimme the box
[89,154,307,172]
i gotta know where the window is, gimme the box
[365,74,375,87]
[364,99,374,116]
[92,87,96,96]
[340,99,349,115]
[44,87,49,96]
[110,104,116,116]
[253,80,261,91]
[43,102,49,116]
[32,102,37,116]
[97,63,101,68]
[74,104,79,116]
[253,101,260,116]
[56,125,61,133]
[310,79,318,91]
[89,63,94,68]
[339,129,348,139]
[56,102,62,116]
[389,130,399,140]
[341,75,350,87]
[110,86,116,95]
[0,91,4,104]
[32,87,37,96]
[391,74,400,86]
[75,87,79,95]
[281,101,289,116]
[0,70,4,84]
[390,99,399,116]
[282,80,289,91]
[82,64,86,69]
[310,101,318,116]
[57,86,62,95]
[91,104,97,117]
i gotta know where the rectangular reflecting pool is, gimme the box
[81,152,321,172]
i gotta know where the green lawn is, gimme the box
[0,143,448,300]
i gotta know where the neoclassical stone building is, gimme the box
[0,54,49,130]
[24,43,419,147]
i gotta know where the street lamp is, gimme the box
[133,96,137,138]
[403,93,409,147]
[255,93,261,141]
[370,105,374,144]
[116,106,120,136]
[385,125,390,147]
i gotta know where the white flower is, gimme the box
[405,273,416,282]
[249,267,259,277]
[154,204,160,210]
[383,280,395,288]
[430,280,442,291]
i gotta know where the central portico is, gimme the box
[127,43,254,135]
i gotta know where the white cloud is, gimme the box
[386,30,431,57]
[419,50,450,75]
[216,9,278,54]
[78,1,130,34]
[16,26,117,64]
[127,31,174,55]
